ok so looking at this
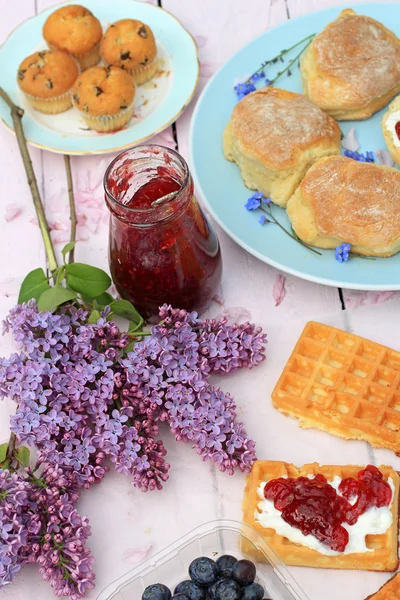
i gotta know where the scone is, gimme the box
[243,460,399,571]
[17,50,79,114]
[72,66,135,132]
[301,9,400,120]
[223,87,341,207]
[286,156,400,257]
[365,573,400,599]
[43,4,102,71]
[382,96,400,167]
[101,19,158,85]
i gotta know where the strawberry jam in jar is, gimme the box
[104,145,222,318]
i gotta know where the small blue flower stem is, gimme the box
[245,33,315,85]
[268,35,315,86]
[261,205,322,256]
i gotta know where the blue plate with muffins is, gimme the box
[0,0,199,155]
[190,3,400,291]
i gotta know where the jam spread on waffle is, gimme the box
[264,465,392,552]
[396,121,400,140]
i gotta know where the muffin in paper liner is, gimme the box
[17,50,79,114]
[74,100,135,133]
[130,57,159,86]
[101,20,158,85]
[24,90,73,114]
[71,65,136,133]
[43,5,102,71]
[48,42,100,71]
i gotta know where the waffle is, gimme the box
[272,322,400,453]
[366,573,400,598]
[242,460,399,570]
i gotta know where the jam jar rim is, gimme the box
[103,144,190,216]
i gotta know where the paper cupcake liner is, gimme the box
[129,57,159,86]
[74,101,135,133]
[24,90,73,114]
[48,43,100,71]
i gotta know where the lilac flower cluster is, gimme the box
[0,464,94,598]
[0,302,266,493]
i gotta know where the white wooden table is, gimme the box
[1,1,400,599]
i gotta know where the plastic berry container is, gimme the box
[96,519,309,600]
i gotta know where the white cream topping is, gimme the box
[255,476,394,556]
[385,110,400,147]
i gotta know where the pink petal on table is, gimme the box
[5,204,23,222]
[212,294,225,306]
[29,216,39,227]
[193,34,208,49]
[52,231,71,245]
[341,127,359,152]
[344,290,396,309]
[122,544,152,564]
[375,148,395,167]
[50,220,69,231]
[272,274,286,307]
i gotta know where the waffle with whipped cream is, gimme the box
[366,573,400,598]
[272,322,400,452]
[242,460,399,570]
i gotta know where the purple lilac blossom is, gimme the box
[1,301,266,488]
[0,464,94,598]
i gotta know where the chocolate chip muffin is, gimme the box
[17,50,79,114]
[43,4,102,71]
[101,19,158,85]
[71,65,136,132]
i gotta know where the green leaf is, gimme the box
[15,446,30,468]
[128,319,142,333]
[37,285,77,312]
[110,300,144,328]
[61,241,76,261]
[81,291,114,308]
[88,309,101,324]
[1,459,10,470]
[55,266,66,286]
[18,268,51,304]
[0,443,8,463]
[66,263,111,297]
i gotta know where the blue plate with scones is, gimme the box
[0,0,199,155]
[190,3,400,291]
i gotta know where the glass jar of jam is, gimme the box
[104,145,222,319]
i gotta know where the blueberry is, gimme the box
[188,557,218,587]
[216,555,237,578]
[171,595,190,599]
[174,580,205,600]
[231,559,256,586]
[142,583,172,600]
[213,579,241,600]
[207,579,225,600]
[242,582,265,600]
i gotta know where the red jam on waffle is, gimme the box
[264,465,392,552]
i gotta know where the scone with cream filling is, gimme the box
[286,155,400,257]
[382,96,400,167]
[223,87,341,207]
[301,9,400,120]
